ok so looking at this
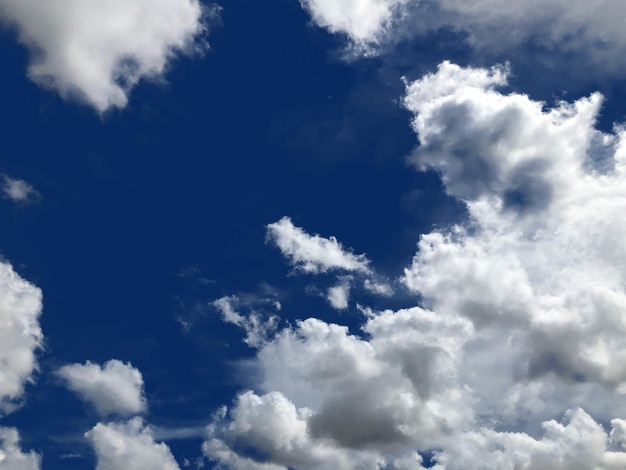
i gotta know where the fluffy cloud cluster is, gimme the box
[57,359,146,416]
[0,262,43,414]
[300,0,626,75]
[0,427,41,470]
[0,0,207,111]
[299,0,407,52]
[203,62,626,468]
[86,418,180,470]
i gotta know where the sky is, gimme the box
[2,0,626,469]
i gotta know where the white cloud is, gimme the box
[0,261,43,414]
[266,217,371,274]
[1,176,40,204]
[86,418,180,470]
[402,61,626,395]
[213,296,279,348]
[204,308,471,468]
[57,359,146,416]
[204,62,626,467]
[362,278,393,297]
[327,281,350,310]
[0,427,41,470]
[299,0,407,52]
[0,0,208,112]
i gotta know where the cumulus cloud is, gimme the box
[0,427,41,470]
[86,418,180,470]
[204,309,471,468]
[300,0,626,76]
[266,217,371,274]
[0,261,43,414]
[0,0,208,112]
[204,62,626,467]
[402,61,626,394]
[57,359,146,416]
[1,175,40,205]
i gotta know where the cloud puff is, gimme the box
[1,175,40,205]
[57,359,146,416]
[86,418,180,470]
[204,62,626,467]
[0,427,41,470]
[327,280,350,309]
[299,0,407,52]
[266,217,371,274]
[0,0,207,112]
[0,262,43,414]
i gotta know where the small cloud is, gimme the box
[266,216,371,274]
[2,175,40,204]
[57,359,146,416]
[327,281,351,310]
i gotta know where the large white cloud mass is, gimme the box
[0,0,206,112]
[300,0,626,74]
[202,62,626,468]
[86,418,180,470]
[57,359,146,416]
[0,427,41,470]
[0,262,43,415]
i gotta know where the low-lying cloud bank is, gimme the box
[202,62,626,468]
